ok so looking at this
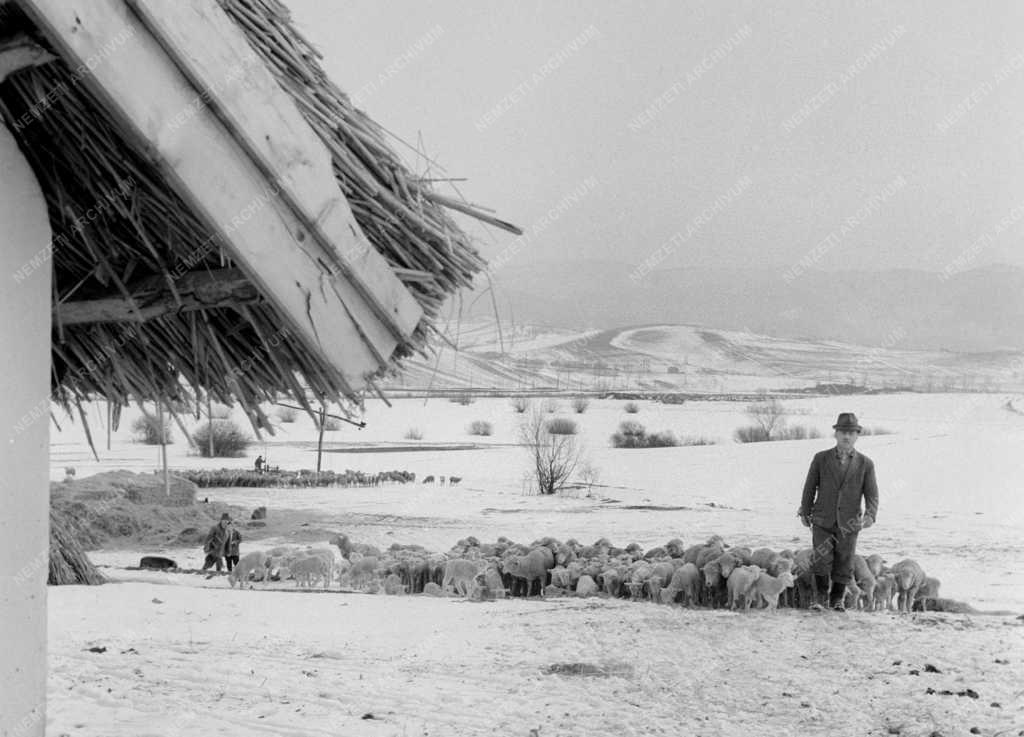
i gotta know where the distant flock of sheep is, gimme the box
[227,533,944,614]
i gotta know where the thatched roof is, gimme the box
[0,0,515,433]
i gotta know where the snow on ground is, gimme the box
[48,581,1024,737]
[46,391,1024,735]
[64,392,1024,611]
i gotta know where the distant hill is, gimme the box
[469,260,1024,353]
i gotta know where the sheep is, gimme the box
[890,559,927,613]
[749,547,779,571]
[752,571,795,612]
[228,551,268,588]
[599,568,622,598]
[913,577,942,612]
[381,573,405,595]
[503,548,554,597]
[665,562,700,607]
[290,555,332,589]
[483,566,506,598]
[701,559,729,608]
[873,573,896,611]
[844,579,863,610]
[644,562,676,600]
[442,558,483,597]
[422,475,435,484]
[347,555,381,590]
[549,566,572,590]
[449,476,462,485]
[713,552,743,579]
[423,581,444,597]
[727,565,763,610]
[664,538,685,558]
[575,575,599,597]
[852,556,877,611]
[865,554,886,578]
[730,546,754,565]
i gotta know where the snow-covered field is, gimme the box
[44,391,1024,736]
[57,392,1024,612]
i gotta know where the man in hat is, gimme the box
[798,412,879,611]
[201,513,233,574]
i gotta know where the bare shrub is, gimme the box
[511,396,530,413]
[404,427,424,440]
[450,392,475,406]
[579,461,600,497]
[624,401,640,414]
[611,421,679,448]
[321,417,342,431]
[132,413,172,445]
[680,435,717,446]
[468,420,493,436]
[276,406,298,423]
[209,403,232,420]
[520,409,581,495]
[571,396,590,414]
[860,426,893,436]
[645,430,679,447]
[193,420,250,457]
[546,418,578,435]
[777,425,822,440]
[733,424,770,443]
[542,397,560,413]
[744,398,787,440]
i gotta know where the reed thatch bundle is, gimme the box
[0,0,512,435]
[49,507,106,586]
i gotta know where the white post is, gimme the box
[0,121,52,736]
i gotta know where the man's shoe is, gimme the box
[828,581,847,611]
[814,575,831,608]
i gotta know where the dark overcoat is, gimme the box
[800,448,879,530]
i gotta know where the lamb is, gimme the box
[644,562,676,600]
[383,573,406,595]
[843,579,863,610]
[423,581,444,596]
[575,575,598,597]
[599,568,622,597]
[549,566,572,590]
[727,565,763,610]
[865,554,886,578]
[347,555,380,589]
[665,562,700,607]
[890,559,927,613]
[873,573,896,611]
[852,555,877,611]
[751,570,795,612]
[442,558,483,597]
[228,551,268,588]
[503,548,554,597]
[482,566,506,598]
[913,577,941,612]
[290,555,332,589]
[749,547,778,571]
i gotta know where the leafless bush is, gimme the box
[542,397,560,413]
[209,403,232,420]
[404,427,424,440]
[744,398,787,440]
[624,401,640,414]
[520,409,581,495]
[468,420,493,436]
[571,396,590,414]
[546,418,578,435]
[132,413,172,445]
[511,396,530,413]
[276,406,298,423]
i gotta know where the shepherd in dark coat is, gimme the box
[799,412,880,611]
[201,513,232,573]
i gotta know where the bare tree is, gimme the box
[519,408,581,495]
[745,397,787,440]
[578,460,600,498]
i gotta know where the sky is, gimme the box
[286,1,1024,277]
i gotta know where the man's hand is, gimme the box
[860,516,874,530]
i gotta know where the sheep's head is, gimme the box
[665,538,685,557]
[703,561,722,587]
[717,554,740,579]
[778,572,795,588]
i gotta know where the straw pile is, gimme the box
[49,507,106,586]
[0,1,513,435]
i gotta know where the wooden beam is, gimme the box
[18,0,421,394]
[0,32,56,82]
[55,268,257,325]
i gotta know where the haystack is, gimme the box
[48,507,105,586]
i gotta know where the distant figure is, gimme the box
[225,524,242,572]
[799,412,880,611]
[254,455,264,473]
[201,513,233,575]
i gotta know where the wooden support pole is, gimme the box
[315,404,326,476]
[0,118,52,737]
[158,401,169,497]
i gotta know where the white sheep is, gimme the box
[726,565,762,610]
[290,555,332,589]
[575,575,598,597]
[442,558,483,597]
[752,571,795,612]
[890,559,927,613]
[228,551,268,588]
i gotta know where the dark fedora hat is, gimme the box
[219,512,232,522]
[832,412,862,432]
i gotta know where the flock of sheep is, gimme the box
[226,533,942,614]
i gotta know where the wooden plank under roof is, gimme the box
[18,0,425,393]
